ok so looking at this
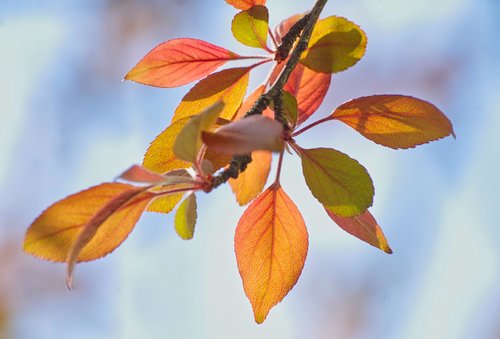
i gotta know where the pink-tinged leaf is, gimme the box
[331,95,455,149]
[229,150,272,205]
[235,184,308,323]
[118,165,171,184]
[202,115,283,154]
[225,0,266,10]
[325,209,392,254]
[231,5,270,50]
[124,38,241,88]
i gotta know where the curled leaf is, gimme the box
[274,14,305,44]
[173,102,224,163]
[232,6,270,50]
[174,194,197,240]
[202,115,283,154]
[172,67,252,123]
[125,38,241,88]
[325,209,392,254]
[331,95,455,149]
[300,16,367,73]
[298,147,374,217]
[235,184,308,323]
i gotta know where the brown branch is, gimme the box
[210,0,328,189]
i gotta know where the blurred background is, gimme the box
[1,0,499,338]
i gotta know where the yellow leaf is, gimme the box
[231,6,270,50]
[147,193,184,214]
[300,16,367,73]
[299,147,374,217]
[229,150,272,205]
[173,102,224,163]
[235,184,308,323]
[174,194,197,240]
[172,67,251,123]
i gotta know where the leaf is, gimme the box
[23,183,156,286]
[270,61,331,125]
[299,147,374,217]
[229,150,271,205]
[325,209,392,254]
[174,194,197,240]
[125,38,241,88]
[173,102,224,163]
[225,0,266,10]
[118,165,196,186]
[284,63,331,125]
[235,184,308,323]
[231,6,270,50]
[172,67,252,123]
[300,16,367,73]
[274,14,304,44]
[147,193,184,214]
[331,95,455,149]
[143,118,192,173]
[201,115,283,154]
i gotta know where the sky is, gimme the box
[1,0,499,338]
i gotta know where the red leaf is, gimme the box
[274,14,305,44]
[325,209,392,254]
[125,38,241,88]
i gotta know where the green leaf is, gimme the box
[299,147,374,217]
[231,6,270,50]
[300,16,367,73]
[174,194,197,240]
[173,102,224,163]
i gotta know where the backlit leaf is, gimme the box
[299,147,374,217]
[331,95,455,149]
[23,183,156,286]
[270,91,298,126]
[143,118,192,173]
[118,165,196,186]
[235,184,308,323]
[270,61,331,125]
[172,67,252,123]
[174,102,224,163]
[233,85,274,120]
[125,38,241,88]
[229,151,271,205]
[232,6,270,50]
[325,209,392,254]
[225,0,266,10]
[201,115,283,154]
[300,16,367,73]
[147,194,184,214]
[174,194,197,240]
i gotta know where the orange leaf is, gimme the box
[233,85,273,120]
[235,184,308,323]
[229,150,271,205]
[124,38,241,88]
[270,61,331,125]
[202,115,283,154]
[325,209,392,254]
[23,183,156,286]
[225,0,266,10]
[331,95,455,149]
[172,67,252,123]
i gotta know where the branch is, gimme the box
[209,0,328,190]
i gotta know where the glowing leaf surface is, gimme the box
[174,194,197,240]
[232,6,270,50]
